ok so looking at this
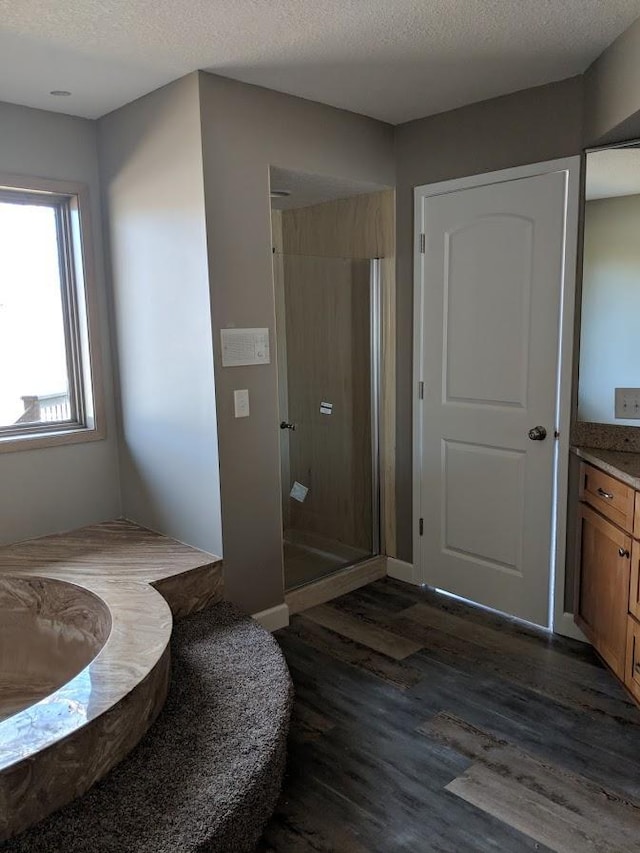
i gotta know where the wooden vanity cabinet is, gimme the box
[575,461,639,696]
[629,538,640,621]
[626,617,640,704]
[575,503,631,679]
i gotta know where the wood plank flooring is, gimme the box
[259,577,640,852]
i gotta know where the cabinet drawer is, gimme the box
[625,616,640,704]
[580,462,635,533]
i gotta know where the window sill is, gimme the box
[0,425,105,454]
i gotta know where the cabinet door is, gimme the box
[630,539,640,622]
[575,504,631,679]
[625,616,640,704]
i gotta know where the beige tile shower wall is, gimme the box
[282,254,372,551]
[281,190,396,556]
[281,189,394,258]
[199,71,395,614]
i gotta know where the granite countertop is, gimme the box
[572,446,640,490]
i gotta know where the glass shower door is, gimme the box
[275,253,380,591]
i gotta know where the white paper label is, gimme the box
[290,481,309,503]
[221,328,270,367]
[320,401,333,415]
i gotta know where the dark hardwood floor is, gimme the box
[258,577,640,852]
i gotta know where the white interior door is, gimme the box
[414,161,578,627]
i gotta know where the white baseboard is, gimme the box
[252,603,290,632]
[386,557,419,585]
[554,611,589,643]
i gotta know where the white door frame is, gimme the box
[412,157,582,639]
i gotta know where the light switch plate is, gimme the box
[234,389,250,418]
[615,387,640,419]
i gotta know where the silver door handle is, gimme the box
[597,487,614,500]
[528,425,547,441]
[280,421,296,431]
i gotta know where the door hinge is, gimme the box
[419,233,426,254]
[418,381,424,399]
[419,518,424,536]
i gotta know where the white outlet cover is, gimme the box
[615,387,640,419]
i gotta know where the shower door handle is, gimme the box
[280,421,296,431]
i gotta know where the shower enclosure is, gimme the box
[274,252,381,590]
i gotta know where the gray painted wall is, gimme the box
[393,76,585,562]
[0,101,121,545]
[585,16,640,145]
[99,74,223,558]
[198,71,395,613]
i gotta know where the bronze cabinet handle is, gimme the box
[619,547,630,558]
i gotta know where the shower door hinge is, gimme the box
[419,233,426,254]
[418,381,424,399]
[419,518,424,536]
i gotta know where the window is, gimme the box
[0,176,103,450]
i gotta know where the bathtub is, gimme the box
[0,573,172,841]
[0,576,111,722]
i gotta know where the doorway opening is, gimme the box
[270,167,394,592]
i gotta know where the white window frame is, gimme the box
[0,174,105,453]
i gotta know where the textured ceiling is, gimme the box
[269,167,389,211]
[586,148,640,200]
[0,1,639,123]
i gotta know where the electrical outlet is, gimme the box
[615,388,640,419]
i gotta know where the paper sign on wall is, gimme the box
[320,401,333,415]
[290,481,308,503]
[221,328,270,367]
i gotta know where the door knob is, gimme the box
[280,421,296,431]
[528,425,547,441]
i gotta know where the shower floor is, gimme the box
[283,531,370,591]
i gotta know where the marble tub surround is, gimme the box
[572,445,640,490]
[1,603,293,853]
[0,519,223,842]
[0,576,111,721]
[0,576,172,841]
[571,421,640,453]
[0,519,223,617]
